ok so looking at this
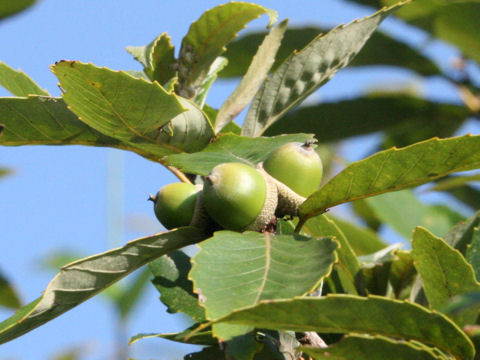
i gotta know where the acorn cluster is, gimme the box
[149,141,323,233]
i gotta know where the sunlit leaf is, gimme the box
[126,32,176,85]
[300,135,480,222]
[216,295,474,360]
[190,231,337,339]
[242,2,406,137]
[0,61,48,96]
[130,325,216,346]
[176,2,277,97]
[164,133,314,176]
[215,19,288,132]
[221,27,441,78]
[0,227,205,345]
[301,334,446,360]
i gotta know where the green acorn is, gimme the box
[149,182,200,230]
[263,141,323,198]
[202,162,278,232]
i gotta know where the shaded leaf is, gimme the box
[225,332,263,360]
[221,27,441,78]
[444,210,480,254]
[184,346,225,360]
[130,325,216,346]
[176,2,277,97]
[390,250,416,299]
[301,334,446,360]
[466,228,480,281]
[300,135,480,222]
[303,215,361,295]
[0,271,21,309]
[150,250,205,322]
[113,266,151,320]
[264,95,469,144]
[0,227,205,345]
[0,0,36,19]
[217,294,474,360]
[358,243,402,269]
[165,133,314,176]
[412,227,480,326]
[430,174,480,192]
[126,32,176,85]
[328,215,386,255]
[0,61,48,96]
[429,175,480,211]
[365,189,463,239]
[242,2,406,137]
[434,3,480,64]
[190,231,337,339]
[215,19,288,133]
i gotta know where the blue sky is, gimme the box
[0,0,474,359]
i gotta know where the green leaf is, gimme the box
[241,2,406,137]
[466,228,480,281]
[193,56,228,109]
[433,3,480,64]
[52,61,215,156]
[184,346,225,360]
[429,175,480,211]
[412,227,480,326]
[303,215,362,295]
[190,231,337,339]
[389,250,416,299]
[113,266,151,321]
[0,167,11,179]
[224,332,263,360]
[221,27,441,78]
[301,334,447,360]
[176,2,277,98]
[300,135,480,222]
[0,0,36,19]
[52,61,185,143]
[444,210,480,254]
[0,96,183,162]
[264,96,469,144]
[0,96,120,147]
[149,250,205,323]
[216,295,475,360]
[327,216,387,255]
[0,271,21,309]
[365,190,463,239]
[164,133,314,176]
[214,19,288,133]
[130,325,216,346]
[0,61,49,96]
[0,227,205,345]
[379,1,480,65]
[430,174,480,192]
[126,32,176,85]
